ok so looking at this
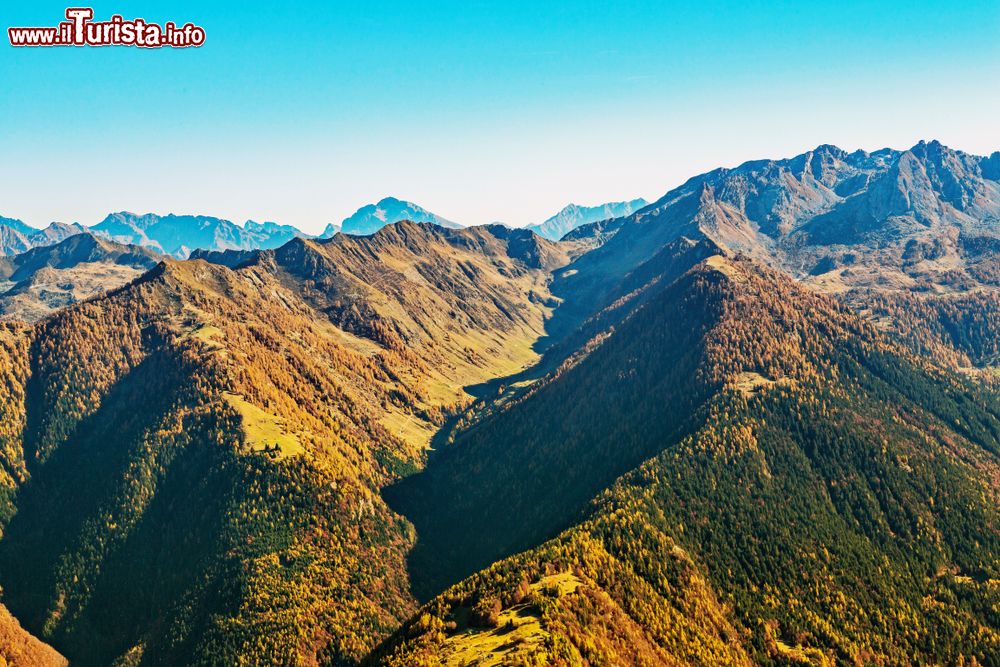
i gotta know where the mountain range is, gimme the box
[0,234,161,322]
[0,220,88,257]
[0,196,651,260]
[89,213,307,258]
[526,198,648,240]
[564,140,1000,292]
[0,140,998,666]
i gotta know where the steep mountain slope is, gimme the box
[527,198,648,241]
[380,255,1000,665]
[842,288,1000,373]
[340,198,462,235]
[26,223,89,247]
[554,141,1000,373]
[562,141,1000,293]
[0,223,568,666]
[0,220,89,257]
[0,225,31,257]
[0,261,419,666]
[0,235,161,322]
[261,223,569,408]
[320,222,342,238]
[188,247,258,268]
[0,218,35,237]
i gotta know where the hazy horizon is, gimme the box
[3,0,999,234]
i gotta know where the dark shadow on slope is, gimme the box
[384,248,724,601]
[70,416,240,667]
[0,348,227,666]
[460,289,590,400]
[463,236,719,404]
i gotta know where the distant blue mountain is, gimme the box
[0,217,89,256]
[6,193,644,259]
[243,220,308,249]
[0,216,35,236]
[319,222,341,239]
[91,212,308,258]
[527,198,648,241]
[340,197,462,235]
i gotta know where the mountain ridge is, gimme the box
[0,234,162,322]
[527,198,649,241]
[0,220,571,665]
[553,140,1000,375]
[379,253,1000,665]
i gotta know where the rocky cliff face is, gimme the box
[562,141,1000,298]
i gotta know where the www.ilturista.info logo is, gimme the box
[8,8,205,48]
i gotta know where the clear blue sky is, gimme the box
[2,0,999,233]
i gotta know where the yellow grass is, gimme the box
[189,324,222,342]
[380,409,439,452]
[437,573,583,666]
[223,392,304,459]
[705,254,743,281]
[726,371,796,396]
